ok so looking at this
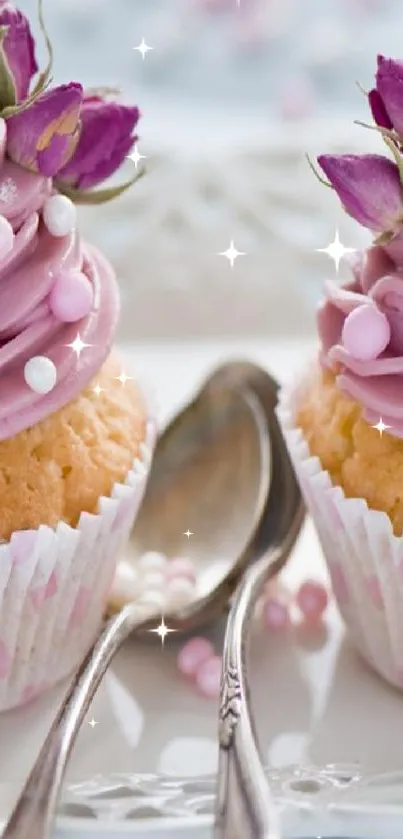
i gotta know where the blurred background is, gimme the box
[17,0,403,341]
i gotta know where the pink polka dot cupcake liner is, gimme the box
[278,371,403,692]
[0,416,156,712]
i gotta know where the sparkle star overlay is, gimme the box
[183,530,193,539]
[371,417,391,436]
[88,718,98,729]
[316,230,355,273]
[127,144,147,169]
[219,240,246,268]
[66,332,92,359]
[149,616,177,646]
[133,38,153,60]
[116,370,132,386]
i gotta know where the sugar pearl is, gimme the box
[195,655,222,699]
[296,580,328,622]
[110,561,139,603]
[138,551,168,573]
[177,637,215,678]
[139,571,165,592]
[136,589,166,610]
[0,214,14,259]
[166,557,197,584]
[342,303,390,361]
[43,194,77,237]
[24,356,57,395]
[263,596,290,630]
[167,577,196,609]
[49,271,93,323]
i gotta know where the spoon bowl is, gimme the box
[121,375,271,611]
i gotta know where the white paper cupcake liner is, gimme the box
[0,417,157,712]
[277,369,403,691]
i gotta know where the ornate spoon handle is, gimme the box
[2,603,155,839]
[215,549,284,839]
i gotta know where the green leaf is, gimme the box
[354,119,398,143]
[374,229,395,246]
[55,166,146,205]
[0,26,17,110]
[1,76,53,118]
[305,153,332,188]
[31,0,53,97]
[383,135,403,185]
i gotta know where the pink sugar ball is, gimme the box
[195,654,222,699]
[263,596,290,630]
[49,271,94,323]
[177,636,214,678]
[296,580,328,622]
[342,303,390,361]
[166,557,197,583]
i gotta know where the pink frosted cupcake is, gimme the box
[278,54,403,689]
[0,3,155,710]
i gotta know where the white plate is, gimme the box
[2,339,403,838]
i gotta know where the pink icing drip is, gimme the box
[0,161,119,441]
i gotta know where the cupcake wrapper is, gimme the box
[277,370,403,691]
[0,418,157,712]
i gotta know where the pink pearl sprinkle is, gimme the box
[177,636,214,678]
[195,654,222,699]
[296,580,328,622]
[166,557,197,584]
[342,303,390,361]
[49,270,94,323]
[263,596,289,630]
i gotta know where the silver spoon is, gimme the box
[213,363,304,839]
[3,360,303,839]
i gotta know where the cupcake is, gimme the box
[278,54,403,689]
[0,3,155,710]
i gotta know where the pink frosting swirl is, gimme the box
[318,241,403,438]
[0,159,119,441]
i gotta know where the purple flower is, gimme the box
[57,95,140,191]
[6,83,83,176]
[0,2,38,107]
[369,55,403,136]
[317,154,403,233]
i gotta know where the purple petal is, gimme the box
[368,89,392,129]
[376,56,403,136]
[0,6,37,102]
[6,83,83,176]
[77,134,136,190]
[58,97,140,190]
[317,154,403,232]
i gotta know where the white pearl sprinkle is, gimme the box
[43,194,77,238]
[136,589,167,611]
[166,577,196,609]
[139,571,165,592]
[24,356,57,395]
[137,551,168,573]
[110,561,139,603]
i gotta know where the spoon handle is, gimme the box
[215,548,283,839]
[2,603,154,839]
